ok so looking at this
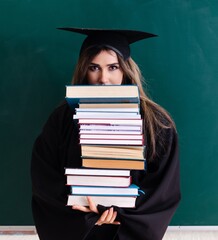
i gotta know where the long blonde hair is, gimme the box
[72,46,176,161]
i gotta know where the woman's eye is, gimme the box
[88,65,100,71]
[109,65,119,71]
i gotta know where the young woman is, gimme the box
[31,28,181,240]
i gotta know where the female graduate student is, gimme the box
[31,28,181,240]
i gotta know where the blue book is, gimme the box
[70,184,140,196]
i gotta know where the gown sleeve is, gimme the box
[97,127,181,240]
[31,103,99,240]
[118,127,181,240]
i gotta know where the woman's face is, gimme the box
[86,50,123,85]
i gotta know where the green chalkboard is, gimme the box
[1,0,218,225]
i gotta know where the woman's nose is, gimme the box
[99,70,109,85]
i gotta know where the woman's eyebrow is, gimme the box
[107,62,119,65]
[89,63,100,66]
[89,62,119,66]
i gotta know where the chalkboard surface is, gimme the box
[1,0,218,225]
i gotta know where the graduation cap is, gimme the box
[57,27,157,60]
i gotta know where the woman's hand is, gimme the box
[72,196,121,226]
[72,196,99,213]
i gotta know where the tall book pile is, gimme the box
[65,85,146,208]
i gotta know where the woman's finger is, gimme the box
[95,208,120,225]
[104,209,120,224]
[87,196,98,213]
[109,210,117,223]
[104,207,114,222]
[72,205,91,212]
[95,209,109,225]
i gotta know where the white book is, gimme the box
[73,112,141,119]
[76,108,140,113]
[66,175,131,187]
[78,119,143,126]
[79,130,142,135]
[67,195,136,208]
[66,85,139,104]
[79,103,139,109]
[65,168,130,176]
[80,139,143,145]
[80,125,142,131]
[80,134,143,140]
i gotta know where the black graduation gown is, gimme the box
[31,101,181,240]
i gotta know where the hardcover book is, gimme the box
[66,174,131,187]
[80,134,143,140]
[66,85,140,105]
[79,129,142,135]
[78,118,143,126]
[70,184,139,196]
[82,158,145,170]
[73,112,141,119]
[81,145,145,160]
[67,195,137,208]
[79,124,142,131]
[78,103,139,109]
[76,107,140,113]
[65,168,130,176]
[80,138,143,145]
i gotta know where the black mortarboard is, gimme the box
[57,27,157,60]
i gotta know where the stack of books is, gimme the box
[65,85,146,208]
[65,168,139,207]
